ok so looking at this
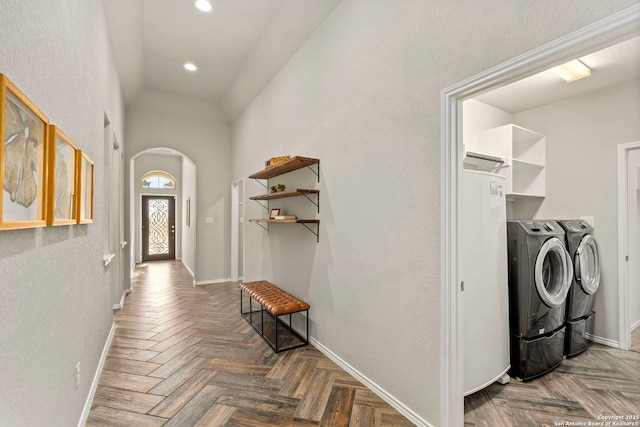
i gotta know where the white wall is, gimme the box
[0,0,124,425]
[513,79,640,342]
[231,1,638,424]
[125,91,231,283]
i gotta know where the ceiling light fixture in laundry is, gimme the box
[184,62,198,72]
[195,0,212,13]
[550,59,591,83]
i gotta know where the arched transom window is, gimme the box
[141,171,176,189]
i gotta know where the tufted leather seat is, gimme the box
[239,281,310,316]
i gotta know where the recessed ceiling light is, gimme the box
[195,0,212,12]
[184,62,197,72]
[550,59,591,83]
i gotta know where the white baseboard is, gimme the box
[112,290,130,310]
[78,322,115,427]
[586,333,620,349]
[310,338,432,427]
[631,319,640,332]
[181,260,195,279]
[195,278,231,286]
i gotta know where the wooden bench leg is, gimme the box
[306,310,309,344]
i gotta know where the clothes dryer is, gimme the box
[506,220,573,381]
[557,220,600,357]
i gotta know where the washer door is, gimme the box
[534,237,573,308]
[575,234,600,295]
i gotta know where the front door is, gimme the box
[142,196,176,261]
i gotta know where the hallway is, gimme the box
[86,261,414,426]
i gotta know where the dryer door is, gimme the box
[534,237,573,308]
[575,234,600,295]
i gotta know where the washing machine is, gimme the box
[557,220,600,357]
[506,220,573,381]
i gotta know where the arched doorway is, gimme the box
[129,148,197,276]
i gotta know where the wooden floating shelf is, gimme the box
[249,219,320,224]
[249,156,320,180]
[248,155,320,241]
[250,189,319,201]
[249,218,320,241]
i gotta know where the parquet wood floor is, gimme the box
[465,341,640,426]
[86,261,414,427]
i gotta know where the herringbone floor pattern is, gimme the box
[465,341,640,426]
[86,261,414,427]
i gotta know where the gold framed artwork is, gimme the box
[47,125,78,226]
[76,150,94,224]
[0,74,49,230]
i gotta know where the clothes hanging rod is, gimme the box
[465,151,504,164]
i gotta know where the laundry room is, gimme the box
[460,35,640,397]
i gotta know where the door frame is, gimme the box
[140,194,178,262]
[440,6,640,426]
[231,178,244,282]
[617,141,640,350]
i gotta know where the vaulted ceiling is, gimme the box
[103,0,340,120]
[104,1,640,121]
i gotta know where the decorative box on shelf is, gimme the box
[274,215,296,220]
[250,156,319,181]
[265,155,291,169]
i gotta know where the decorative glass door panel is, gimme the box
[142,196,175,261]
